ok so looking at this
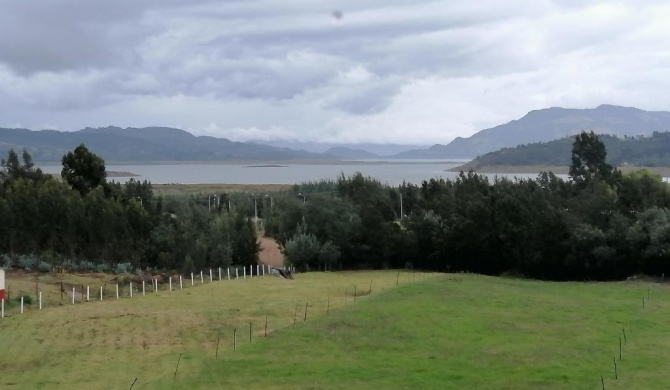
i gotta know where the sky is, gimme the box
[1,0,669,145]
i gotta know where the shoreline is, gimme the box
[448,164,670,177]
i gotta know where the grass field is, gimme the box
[0,271,667,389]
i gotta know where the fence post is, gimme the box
[243,267,246,279]
[169,276,173,291]
[39,291,42,309]
[72,287,75,304]
[200,271,204,284]
[130,282,133,298]
[218,267,222,281]
[154,279,158,293]
[20,296,23,314]
[257,264,260,277]
[1,298,4,318]
[227,268,231,280]
[236,268,239,280]
[191,273,194,286]
[116,284,119,299]
[180,275,183,290]
[100,286,103,301]
[210,269,213,282]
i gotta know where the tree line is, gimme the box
[2,132,670,280]
[0,145,259,273]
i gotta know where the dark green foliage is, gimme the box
[61,144,107,196]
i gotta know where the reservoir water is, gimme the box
[40,162,554,186]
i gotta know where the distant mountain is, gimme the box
[251,140,425,156]
[0,126,325,162]
[392,105,670,159]
[324,146,379,159]
[457,132,670,171]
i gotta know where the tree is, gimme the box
[61,144,107,196]
[569,131,619,187]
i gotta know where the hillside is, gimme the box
[0,126,325,162]
[456,132,670,171]
[393,105,670,159]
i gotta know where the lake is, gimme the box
[40,162,553,185]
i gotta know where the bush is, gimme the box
[78,261,98,272]
[17,294,33,305]
[17,254,39,270]
[1,254,13,268]
[96,263,111,273]
[38,261,52,273]
[115,262,132,274]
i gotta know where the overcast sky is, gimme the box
[1,1,669,145]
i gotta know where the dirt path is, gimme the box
[258,237,284,268]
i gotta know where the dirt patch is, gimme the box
[258,237,284,268]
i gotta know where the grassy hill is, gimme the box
[0,271,667,389]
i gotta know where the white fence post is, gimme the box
[100,286,103,301]
[180,275,183,290]
[243,267,246,279]
[39,292,42,309]
[72,287,75,304]
[227,268,231,280]
[130,282,133,298]
[210,269,213,282]
[257,264,259,277]
[169,276,173,291]
[142,280,146,296]
[218,267,222,281]
[1,298,4,318]
[154,279,158,293]
[200,271,204,284]
[20,296,24,314]
[191,273,194,286]
[87,286,90,301]
[116,284,119,299]
[236,268,239,280]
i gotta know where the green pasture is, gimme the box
[0,271,667,389]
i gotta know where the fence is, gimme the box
[0,263,296,318]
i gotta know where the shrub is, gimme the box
[78,261,98,272]
[38,261,53,273]
[115,262,132,274]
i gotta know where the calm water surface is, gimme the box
[40,162,551,185]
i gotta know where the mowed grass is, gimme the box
[0,272,668,389]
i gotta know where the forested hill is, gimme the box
[0,126,325,162]
[393,105,670,159]
[458,132,670,170]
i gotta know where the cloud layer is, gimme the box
[1,0,669,145]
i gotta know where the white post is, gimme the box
[100,286,103,301]
[39,292,42,309]
[154,279,158,293]
[263,264,266,276]
[257,264,259,276]
[218,267,222,281]
[20,296,24,314]
[72,287,75,304]
[191,273,194,286]
[249,265,253,278]
[179,275,183,290]
[227,268,231,280]
[169,277,172,291]
[87,286,90,301]
[142,281,146,296]
[236,268,239,280]
[243,267,246,279]
[209,269,213,282]
[116,284,119,299]
[130,282,133,298]
[200,271,204,284]
[1,299,3,318]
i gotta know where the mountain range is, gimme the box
[2,105,670,163]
